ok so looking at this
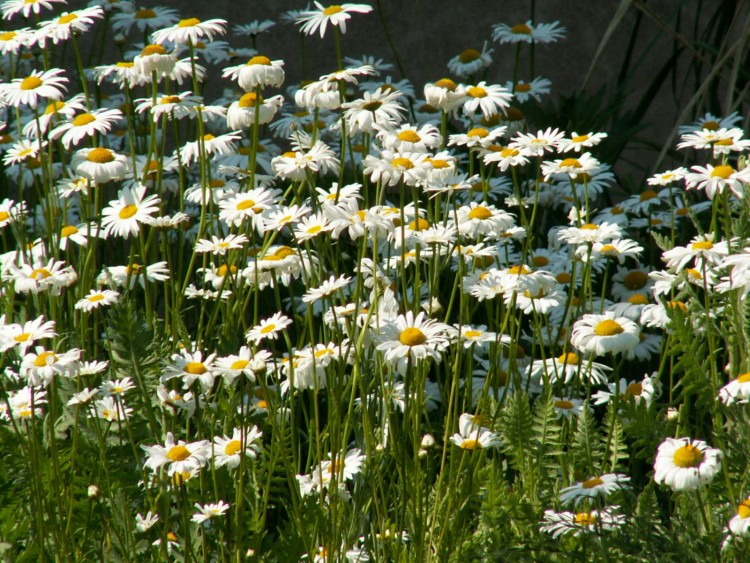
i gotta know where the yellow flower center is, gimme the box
[20,76,43,90]
[166,445,191,461]
[87,294,105,302]
[140,44,167,56]
[623,270,647,290]
[691,241,714,251]
[579,223,598,230]
[184,361,207,375]
[239,92,263,107]
[557,352,579,364]
[58,13,77,24]
[307,225,322,234]
[710,165,734,179]
[739,500,750,519]
[323,5,344,16]
[715,138,734,146]
[434,78,457,91]
[399,327,427,346]
[44,100,66,115]
[554,400,574,410]
[458,48,481,63]
[135,8,156,18]
[467,206,492,220]
[532,255,549,267]
[467,127,489,138]
[0,211,10,222]
[556,272,572,284]
[33,351,58,367]
[0,31,16,41]
[260,323,276,334]
[511,23,532,34]
[560,158,582,168]
[582,477,604,489]
[87,148,115,163]
[236,199,256,211]
[507,265,531,275]
[178,17,201,27]
[572,134,589,143]
[362,101,382,111]
[397,130,421,143]
[71,113,97,128]
[599,244,618,254]
[736,372,750,383]
[14,333,30,342]
[230,359,249,370]
[501,147,519,158]
[673,444,703,468]
[119,204,138,219]
[429,158,450,169]
[624,382,643,398]
[30,268,52,279]
[391,157,414,170]
[515,82,531,92]
[464,330,482,339]
[594,319,624,336]
[627,293,649,305]
[161,95,181,104]
[409,218,429,231]
[247,55,271,66]
[460,438,481,450]
[466,86,487,98]
[574,512,597,526]
[61,225,79,238]
[640,190,657,201]
[225,440,242,455]
[116,61,135,68]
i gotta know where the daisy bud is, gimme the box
[88,485,99,498]
[421,434,436,449]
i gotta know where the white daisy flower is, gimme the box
[295,2,373,37]
[212,426,263,469]
[570,313,640,357]
[540,507,625,539]
[101,184,161,238]
[151,17,227,45]
[653,437,722,491]
[246,312,293,345]
[192,501,229,524]
[142,432,210,476]
[559,473,630,506]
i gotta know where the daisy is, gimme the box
[132,44,177,77]
[2,0,67,20]
[111,7,178,34]
[303,274,351,304]
[552,397,586,420]
[557,131,608,152]
[50,108,122,149]
[234,19,276,37]
[684,163,750,200]
[449,413,501,450]
[455,202,515,239]
[653,437,722,491]
[423,78,467,113]
[181,131,241,165]
[559,473,630,506]
[727,498,750,540]
[449,125,506,150]
[0,68,68,109]
[462,81,512,119]
[376,122,442,153]
[446,43,493,78]
[71,147,129,183]
[226,90,284,128]
[376,311,453,371]
[93,396,132,422]
[142,433,211,476]
[36,7,104,47]
[162,349,217,390]
[101,185,160,238]
[213,426,263,469]
[135,511,160,533]
[342,87,406,135]
[6,258,75,295]
[0,315,56,354]
[509,127,565,157]
[541,153,600,181]
[540,507,625,539]
[362,150,431,187]
[151,17,227,45]
[492,20,566,44]
[20,346,81,387]
[592,374,658,407]
[2,387,46,421]
[718,371,750,405]
[135,92,201,122]
[92,60,146,89]
[218,187,277,231]
[223,56,285,91]
[100,377,136,397]
[678,111,743,134]
[246,312,293,345]
[0,27,34,54]
[532,351,611,385]
[661,234,730,272]
[99,261,170,290]
[570,313,640,357]
[192,501,230,524]
[296,2,373,37]
[194,234,248,256]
